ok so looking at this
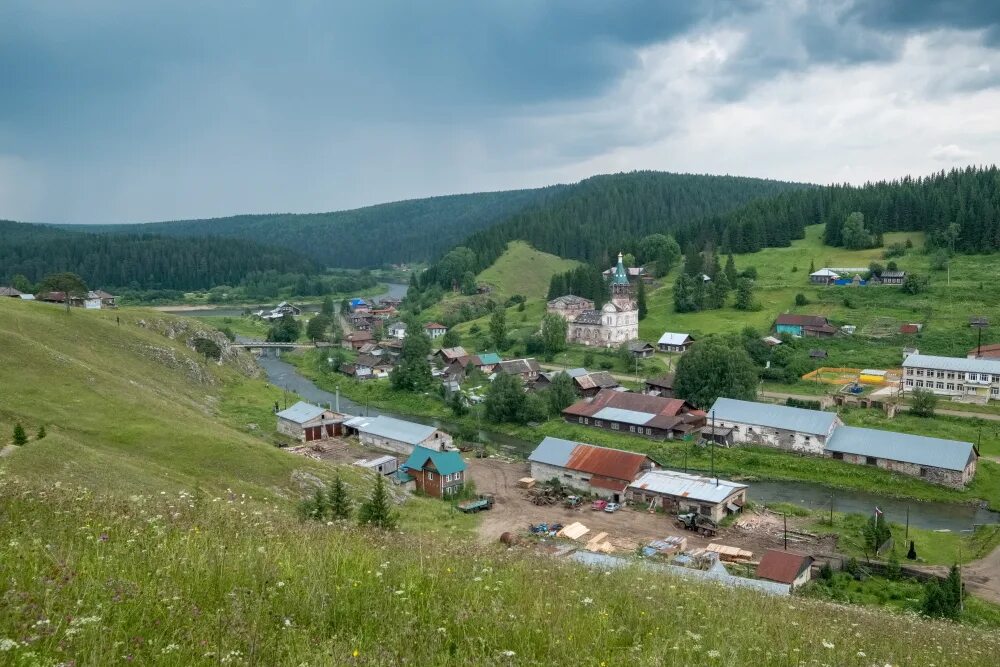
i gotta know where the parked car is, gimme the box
[604,502,621,513]
[564,495,583,509]
[591,499,608,511]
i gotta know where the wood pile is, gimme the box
[517,477,536,489]
[705,543,754,563]
[527,486,561,505]
[557,522,590,540]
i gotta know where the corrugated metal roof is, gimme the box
[902,354,1000,375]
[529,436,649,481]
[592,406,654,426]
[825,426,974,472]
[528,436,577,467]
[402,445,466,475]
[657,332,692,346]
[629,470,747,504]
[476,352,502,365]
[756,551,813,585]
[276,401,325,424]
[355,415,438,446]
[709,398,838,436]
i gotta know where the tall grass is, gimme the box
[1,474,998,666]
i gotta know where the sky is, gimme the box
[2,1,1000,223]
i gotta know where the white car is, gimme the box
[604,502,621,513]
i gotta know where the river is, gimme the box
[158,282,410,318]
[169,285,1000,531]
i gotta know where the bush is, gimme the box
[786,397,822,410]
[910,387,938,417]
[883,242,907,259]
[740,266,758,280]
[794,293,809,306]
[12,423,28,446]
[902,274,929,295]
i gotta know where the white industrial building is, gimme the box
[344,415,454,456]
[707,397,841,454]
[902,354,1000,403]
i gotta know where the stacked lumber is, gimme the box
[705,542,754,562]
[517,477,536,489]
[557,522,590,541]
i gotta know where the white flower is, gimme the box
[161,643,180,654]
[581,597,594,606]
[857,651,866,657]
[500,650,516,657]
[276,581,285,588]
[0,638,19,652]
[685,630,702,641]
[822,640,834,649]
[284,618,292,627]
[707,650,720,658]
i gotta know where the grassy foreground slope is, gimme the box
[2,478,998,666]
[0,298,310,496]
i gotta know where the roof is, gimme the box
[628,341,654,352]
[276,401,326,424]
[438,346,468,360]
[563,389,697,431]
[474,352,502,365]
[775,313,830,328]
[355,455,397,469]
[610,252,630,286]
[347,331,374,341]
[756,551,814,584]
[573,310,604,325]
[657,332,693,346]
[809,349,828,358]
[351,415,439,446]
[499,358,541,375]
[969,343,1000,358]
[355,354,389,368]
[809,268,840,278]
[629,470,747,504]
[548,295,593,306]
[0,286,22,297]
[899,324,920,334]
[388,321,407,330]
[528,436,650,481]
[424,322,447,330]
[349,298,368,306]
[708,398,838,436]
[645,373,675,389]
[825,425,975,472]
[402,445,466,476]
[902,354,1000,375]
[881,270,906,278]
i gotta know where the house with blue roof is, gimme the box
[397,446,468,498]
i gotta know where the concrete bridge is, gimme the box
[233,341,333,350]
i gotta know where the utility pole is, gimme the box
[905,506,910,542]
[829,494,834,526]
[783,513,788,551]
[710,409,717,485]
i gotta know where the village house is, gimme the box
[657,332,694,353]
[708,398,841,455]
[563,389,706,440]
[275,401,348,442]
[370,306,397,320]
[968,343,1000,360]
[809,349,828,360]
[528,436,656,502]
[387,321,407,339]
[756,551,814,589]
[397,446,468,498]
[342,353,393,380]
[498,358,541,382]
[546,294,595,322]
[344,414,454,456]
[774,313,837,338]
[348,313,374,331]
[533,368,620,397]
[808,268,841,284]
[879,270,907,285]
[342,331,374,350]
[348,298,370,313]
[566,254,639,347]
[643,373,675,398]
[0,286,22,298]
[626,470,747,523]
[257,301,301,321]
[825,426,977,488]
[628,341,655,358]
[470,352,501,374]
[902,353,1000,402]
[424,322,448,339]
[436,346,468,366]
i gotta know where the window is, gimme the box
[832,452,844,461]
[916,369,924,376]
[920,467,928,478]
[563,473,572,479]
[936,382,945,389]
[915,380,924,388]
[646,428,653,435]
[584,418,589,424]
[578,417,584,424]
[427,471,434,480]
[947,383,954,390]
[595,420,603,427]
[611,423,620,431]
[629,425,635,432]
[947,372,955,380]
[865,456,877,466]
[982,374,990,382]
[992,387,999,396]
[958,384,964,391]
[905,379,913,387]
[937,371,945,379]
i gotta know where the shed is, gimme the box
[627,470,747,522]
[756,551,814,588]
[528,436,655,501]
[353,455,399,475]
[345,415,454,456]
[276,401,348,442]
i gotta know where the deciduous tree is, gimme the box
[674,337,758,408]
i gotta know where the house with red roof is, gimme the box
[755,551,814,589]
[424,322,448,339]
[561,389,706,440]
[528,436,656,502]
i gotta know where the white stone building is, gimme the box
[902,354,1000,402]
[565,253,639,347]
[707,397,841,455]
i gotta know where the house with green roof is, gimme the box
[398,446,468,498]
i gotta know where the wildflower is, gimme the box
[437,627,446,634]
[500,650,516,657]
[276,581,285,588]
[857,651,866,658]
[353,649,359,658]
[0,639,19,652]
[581,597,594,606]
[161,644,180,654]
[284,618,292,627]
[707,650,720,659]
[822,640,834,649]
[685,630,702,641]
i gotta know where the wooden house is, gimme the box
[657,332,694,353]
[397,446,467,498]
[276,401,348,442]
[775,314,836,338]
[562,389,705,440]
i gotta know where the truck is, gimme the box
[676,512,719,537]
[457,495,495,513]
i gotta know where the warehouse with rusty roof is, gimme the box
[527,436,656,501]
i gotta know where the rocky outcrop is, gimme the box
[135,317,261,379]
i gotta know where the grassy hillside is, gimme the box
[476,241,580,300]
[71,187,567,268]
[3,477,998,666]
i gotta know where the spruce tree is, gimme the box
[724,254,738,285]
[358,474,397,530]
[12,423,27,446]
[636,279,648,320]
[328,475,352,521]
[36,425,46,440]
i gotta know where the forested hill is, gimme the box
[73,187,567,268]
[451,171,811,271]
[0,220,316,291]
[683,165,1000,254]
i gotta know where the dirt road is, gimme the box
[959,544,1000,604]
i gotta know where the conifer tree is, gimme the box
[358,474,397,530]
[36,425,46,440]
[328,475,352,521]
[12,423,28,446]
[724,253,738,286]
[636,279,648,320]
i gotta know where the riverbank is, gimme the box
[282,349,1000,512]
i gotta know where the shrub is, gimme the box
[794,293,809,306]
[12,423,28,446]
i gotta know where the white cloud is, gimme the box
[929,144,976,161]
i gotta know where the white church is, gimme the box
[561,253,639,346]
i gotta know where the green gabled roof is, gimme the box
[611,252,630,285]
[402,445,466,476]
[476,352,502,365]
